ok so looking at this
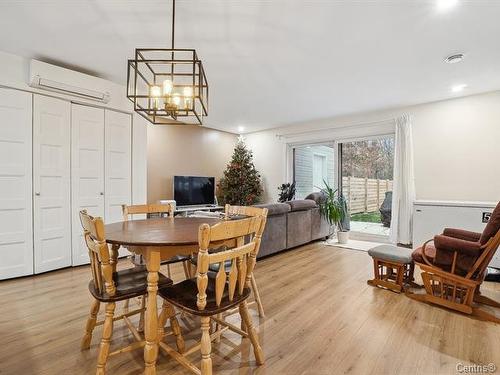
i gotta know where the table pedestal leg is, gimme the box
[144,249,160,375]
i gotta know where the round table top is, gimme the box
[105,217,220,247]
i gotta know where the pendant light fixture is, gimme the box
[126,0,208,125]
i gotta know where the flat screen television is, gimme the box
[173,176,216,207]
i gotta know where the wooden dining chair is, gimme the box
[189,205,268,318]
[122,203,191,279]
[79,210,174,375]
[157,216,266,375]
[224,204,268,318]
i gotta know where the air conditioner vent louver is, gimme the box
[29,75,110,103]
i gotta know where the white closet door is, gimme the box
[71,104,105,266]
[33,95,71,273]
[104,110,132,224]
[0,88,33,279]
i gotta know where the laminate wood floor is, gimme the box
[1,242,499,375]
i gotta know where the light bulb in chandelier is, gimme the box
[150,85,162,110]
[163,79,173,96]
[150,85,161,97]
[183,86,193,109]
[172,93,181,107]
[183,86,193,97]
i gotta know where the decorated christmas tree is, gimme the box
[217,136,263,205]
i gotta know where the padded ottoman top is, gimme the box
[368,245,413,264]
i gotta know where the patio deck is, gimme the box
[350,221,390,236]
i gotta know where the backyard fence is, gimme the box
[342,177,393,214]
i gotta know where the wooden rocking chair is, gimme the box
[408,201,500,323]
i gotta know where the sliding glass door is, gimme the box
[291,143,335,199]
[339,136,394,239]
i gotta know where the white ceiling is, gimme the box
[0,0,499,133]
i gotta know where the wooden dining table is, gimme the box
[105,216,220,375]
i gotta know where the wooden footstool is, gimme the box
[367,245,416,293]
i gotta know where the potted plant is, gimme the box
[277,182,296,203]
[317,180,350,244]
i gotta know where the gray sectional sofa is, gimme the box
[255,192,333,258]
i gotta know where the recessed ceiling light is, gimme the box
[237,126,245,133]
[445,53,465,64]
[436,0,458,11]
[451,84,467,93]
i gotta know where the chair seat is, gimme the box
[190,256,232,273]
[411,243,437,265]
[89,266,173,302]
[159,278,251,316]
[162,254,190,265]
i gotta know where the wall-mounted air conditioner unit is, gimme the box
[30,75,110,103]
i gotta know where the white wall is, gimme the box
[246,90,500,204]
[0,50,148,204]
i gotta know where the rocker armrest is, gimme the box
[434,234,482,256]
[442,228,481,242]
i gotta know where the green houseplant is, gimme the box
[317,180,350,244]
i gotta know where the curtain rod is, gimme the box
[275,117,396,139]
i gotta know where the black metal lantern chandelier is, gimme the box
[127,0,208,125]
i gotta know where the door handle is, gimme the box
[100,192,104,196]
[35,192,40,196]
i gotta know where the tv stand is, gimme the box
[158,201,224,217]
[176,206,224,217]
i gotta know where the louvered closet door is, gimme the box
[33,95,71,274]
[104,110,132,224]
[0,88,33,279]
[71,104,105,266]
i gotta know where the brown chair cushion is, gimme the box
[89,266,173,302]
[162,255,191,264]
[480,202,500,245]
[434,235,481,256]
[433,235,482,275]
[159,278,251,316]
[412,243,437,264]
[443,228,481,242]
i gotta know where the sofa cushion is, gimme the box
[287,210,312,247]
[286,199,317,211]
[258,214,287,258]
[254,203,290,216]
[310,207,332,240]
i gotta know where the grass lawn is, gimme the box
[350,211,382,223]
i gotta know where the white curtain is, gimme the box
[389,114,416,245]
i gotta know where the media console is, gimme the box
[158,200,224,217]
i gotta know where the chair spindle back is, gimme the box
[122,203,174,221]
[79,210,116,296]
[196,215,265,310]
